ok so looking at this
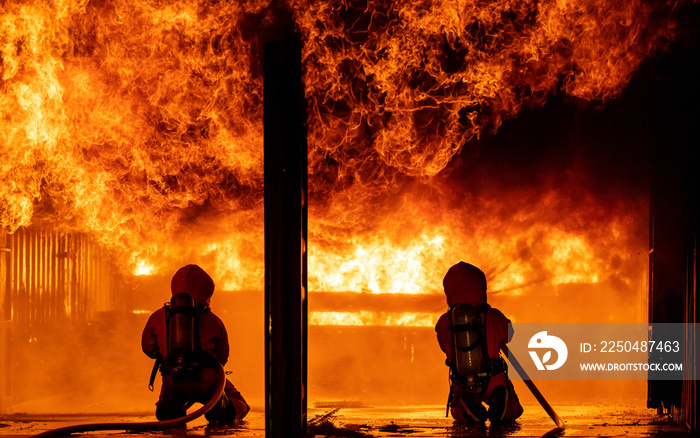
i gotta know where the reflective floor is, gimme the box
[0,402,693,438]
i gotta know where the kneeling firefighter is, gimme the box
[142,264,250,424]
[435,262,523,423]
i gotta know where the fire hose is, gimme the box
[32,363,227,438]
[501,345,565,430]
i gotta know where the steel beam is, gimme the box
[263,7,308,438]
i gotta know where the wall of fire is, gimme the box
[0,189,695,423]
[0,227,118,412]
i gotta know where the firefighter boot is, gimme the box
[459,395,488,423]
[205,394,238,425]
[488,385,508,424]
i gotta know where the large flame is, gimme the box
[0,0,681,325]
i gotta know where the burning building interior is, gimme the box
[0,0,698,436]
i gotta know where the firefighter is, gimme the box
[141,264,250,424]
[435,262,523,424]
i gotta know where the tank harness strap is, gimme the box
[452,322,481,352]
[148,356,161,392]
[480,306,490,368]
[193,310,201,354]
[148,303,170,391]
[452,322,479,332]
[169,305,198,317]
[446,308,457,415]
[476,305,508,375]
[164,302,171,356]
[446,382,453,417]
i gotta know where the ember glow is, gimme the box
[0,0,683,327]
[310,311,437,327]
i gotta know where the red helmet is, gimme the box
[443,262,487,306]
[171,264,215,306]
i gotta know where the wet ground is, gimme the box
[0,403,692,437]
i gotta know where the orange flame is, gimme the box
[310,311,437,327]
[0,0,679,325]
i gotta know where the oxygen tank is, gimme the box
[168,292,197,375]
[451,304,483,380]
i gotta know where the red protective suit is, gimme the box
[435,262,523,423]
[142,265,249,423]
